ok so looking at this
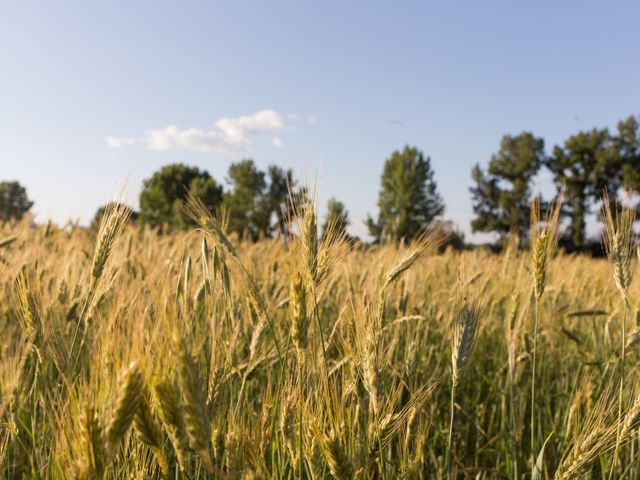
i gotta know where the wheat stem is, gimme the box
[610,299,629,479]
[530,297,540,472]
[446,382,456,479]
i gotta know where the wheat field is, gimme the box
[2,198,640,479]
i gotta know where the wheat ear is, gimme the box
[106,361,144,459]
[172,329,214,472]
[134,388,169,474]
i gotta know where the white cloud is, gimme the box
[272,137,284,149]
[143,125,241,153]
[215,110,283,143]
[107,110,287,154]
[145,126,177,151]
[106,136,137,148]
[307,116,317,125]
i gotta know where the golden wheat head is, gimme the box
[600,191,636,300]
[530,186,564,299]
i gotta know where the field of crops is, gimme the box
[1,198,640,479]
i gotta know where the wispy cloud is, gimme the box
[106,109,287,154]
[272,137,284,149]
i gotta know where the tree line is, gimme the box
[0,113,637,250]
[0,149,452,246]
[104,160,350,241]
[471,114,639,251]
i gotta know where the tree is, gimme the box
[470,133,545,237]
[223,160,308,242]
[0,181,33,222]
[264,165,307,239]
[366,145,444,243]
[616,115,640,192]
[321,197,350,239]
[547,128,619,250]
[139,164,223,230]
[224,159,270,241]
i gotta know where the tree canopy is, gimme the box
[139,164,223,230]
[223,159,270,241]
[547,128,618,250]
[469,115,640,251]
[321,197,350,239]
[617,115,640,191]
[470,132,544,237]
[0,181,33,222]
[366,145,444,243]
[265,165,308,239]
[223,160,307,241]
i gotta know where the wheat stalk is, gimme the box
[153,378,187,470]
[451,300,481,387]
[133,388,169,474]
[81,404,106,479]
[529,187,564,472]
[556,381,640,479]
[172,328,213,472]
[447,265,482,478]
[320,433,353,480]
[600,191,636,476]
[290,272,309,360]
[14,267,41,357]
[106,361,144,459]
[531,187,564,300]
[600,192,636,301]
[90,201,132,285]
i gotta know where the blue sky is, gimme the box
[1,1,638,241]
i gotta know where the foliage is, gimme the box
[617,115,640,192]
[321,197,349,239]
[470,132,544,237]
[0,181,33,222]
[139,164,223,231]
[224,160,307,241]
[547,128,619,250]
[263,165,307,240]
[224,159,269,241]
[469,114,640,250]
[367,145,444,243]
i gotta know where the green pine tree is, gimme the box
[366,145,444,243]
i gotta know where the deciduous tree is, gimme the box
[321,197,350,239]
[547,128,619,250]
[0,181,33,222]
[470,133,545,237]
[139,164,223,230]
